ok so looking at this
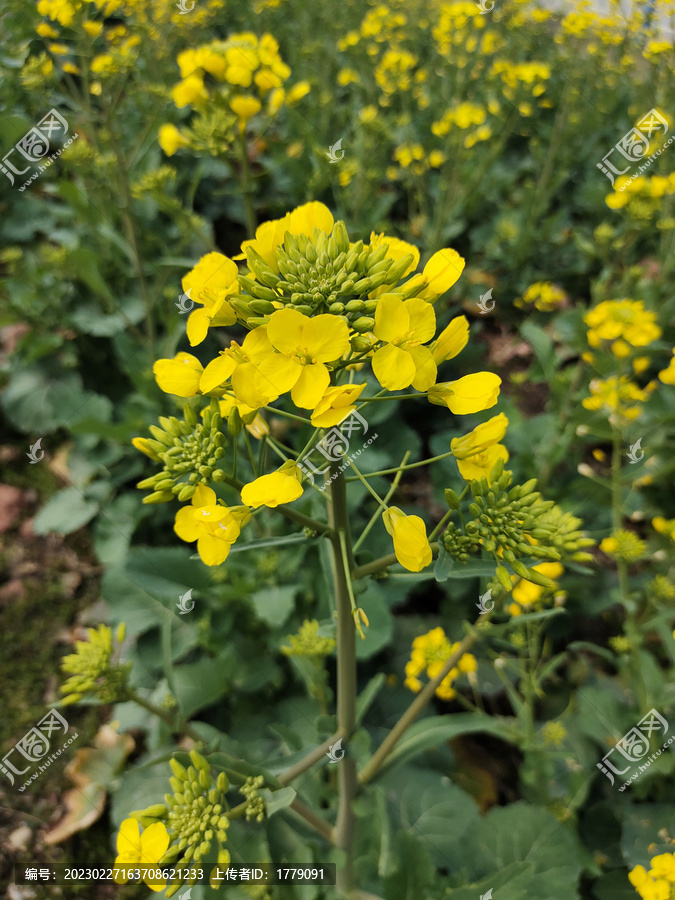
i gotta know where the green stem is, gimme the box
[127,690,203,744]
[349,459,388,510]
[345,451,454,482]
[277,730,346,785]
[352,543,439,580]
[328,463,358,896]
[358,625,483,786]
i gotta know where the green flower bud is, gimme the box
[445,489,460,509]
[345,299,365,312]
[216,772,229,792]
[143,491,175,504]
[352,316,375,333]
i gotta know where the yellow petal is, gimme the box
[304,315,351,361]
[382,507,432,572]
[266,308,306,356]
[404,297,436,343]
[418,248,465,300]
[232,362,281,407]
[429,373,501,414]
[140,821,170,863]
[241,469,303,508]
[432,315,469,364]
[192,484,217,506]
[186,307,210,347]
[287,201,334,238]
[116,818,141,858]
[200,354,237,393]
[153,353,203,397]
[197,533,232,565]
[372,344,417,390]
[373,293,408,343]
[451,413,509,459]
[409,345,437,391]
[174,506,200,543]
[310,383,367,427]
[291,362,330,408]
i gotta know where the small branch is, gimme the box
[358,625,484,786]
[277,730,346,785]
[352,543,439,580]
[289,797,335,843]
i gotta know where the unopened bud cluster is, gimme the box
[131,751,232,896]
[235,221,414,336]
[443,460,594,585]
[60,624,130,705]
[240,775,266,822]
[136,401,228,503]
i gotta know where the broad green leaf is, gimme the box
[250,584,298,627]
[356,673,386,726]
[375,713,516,779]
[172,652,235,718]
[33,486,100,535]
[259,786,297,817]
[356,582,393,660]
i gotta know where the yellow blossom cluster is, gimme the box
[507,562,564,617]
[606,173,675,218]
[515,282,568,312]
[404,627,477,700]
[584,299,661,359]
[136,201,503,571]
[582,375,653,423]
[629,852,675,900]
[161,33,310,151]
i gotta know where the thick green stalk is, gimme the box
[329,464,358,897]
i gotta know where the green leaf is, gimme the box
[250,584,298,627]
[172,652,235,718]
[33,487,100,535]
[520,320,557,381]
[435,544,544,582]
[259,786,296,817]
[356,582,393,660]
[230,533,315,552]
[356,673,386,726]
[376,713,516,778]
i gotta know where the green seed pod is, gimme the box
[352,316,375,333]
[495,565,512,590]
[444,489,460,509]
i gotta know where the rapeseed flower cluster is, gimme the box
[135,201,503,571]
[160,33,309,154]
[404,626,477,700]
[582,376,653,424]
[515,282,568,312]
[60,624,130,705]
[629,852,675,900]
[584,299,661,359]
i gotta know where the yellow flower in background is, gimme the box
[584,299,661,355]
[241,463,303,508]
[372,295,437,391]
[83,20,103,38]
[451,413,509,481]
[310,383,367,428]
[49,43,70,57]
[174,485,247,565]
[516,282,568,312]
[428,373,501,414]
[652,517,675,541]
[37,22,59,37]
[158,123,189,156]
[629,854,675,900]
[658,348,675,385]
[181,252,239,346]
[172,74,208,108]
[508,562,563,616]
[261,308,351,408]
[600,529,646,562]
[286,81,310,104]
[369,232,420,278]
[582,376,650,422]
[404,627,477,700]
[153,353,204,397]
[230,95,262,128]
[430,315,469,365]
[114,819,170,891]
[382,506,432,572]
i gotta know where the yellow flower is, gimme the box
[174,485,248,565]
[158,123,189,157]
[652,517,675,541]
[241,463,303,509]
[600,529,646,562]
[114,819,170,891]
[404,627,477,699]
[83,21,103,38]
[582,376,650,422]
[451,413,509,481]
[658,349,675,385]
[584,299,661,354]
[153,352,204,397]
[372,295,437,391]
[230,95,262,127]
[236,201,333,271]
[172,75,208,108]
[428,373,501,414]
[430,315,469,365]
[260,308,351,408]
[182,252,239,346]
[37,23,59,37]
[310,383,367,428]
[286,81,311,104]
[382,506,432,572]
[91,54,114,74]
[416,248,465,301]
